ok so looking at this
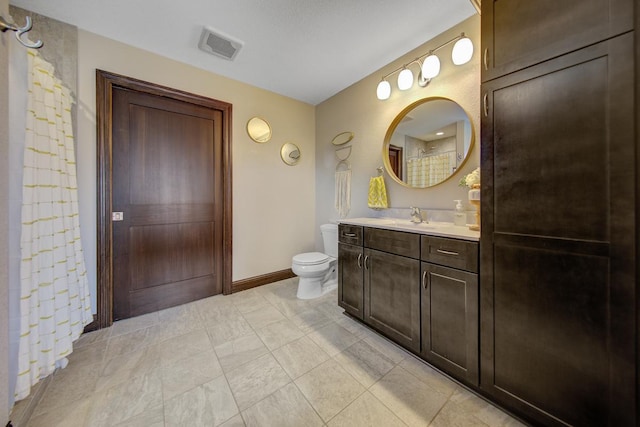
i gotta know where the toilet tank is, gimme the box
[320,223,338,258]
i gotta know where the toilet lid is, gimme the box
[293,252,330,265]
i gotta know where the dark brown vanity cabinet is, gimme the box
[421,236,478,386]
[338,225,364,320]
[364,228,421,353]
[338,225,421,353]
[481,1,637,425]
[481,0,633,82]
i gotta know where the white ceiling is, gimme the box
[10,0,477,105]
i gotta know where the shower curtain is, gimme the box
[406,153,454,187]
[15,51,92,401]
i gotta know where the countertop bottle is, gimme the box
[453,199,466,226]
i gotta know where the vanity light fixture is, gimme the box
[376,33,474,101]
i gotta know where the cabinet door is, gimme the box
[338,243,364,320]
[481,0,633,82]
[421,263,478,386]
[480,34,635,426]
[364,249,420,352]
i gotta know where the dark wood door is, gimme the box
[338,243,364,320]
[112,87,224,320]
[364,248,420,352]
[481,0,633,82]
[421,263,478,386]
[388,144,403,179]
[480,33,635,426]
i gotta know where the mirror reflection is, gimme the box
[281,142,301,166]
[247,117,272,143]
[383,97,474,188]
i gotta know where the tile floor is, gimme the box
[18,278,526,427]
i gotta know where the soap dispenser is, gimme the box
[453,200,466,226]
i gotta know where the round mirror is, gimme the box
[383,97,474,188]
[247,117,272,143]
[280,142,301,166]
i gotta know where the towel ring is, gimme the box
[336,159,351,171]
[335,146,352,161]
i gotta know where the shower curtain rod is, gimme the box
[0,15,43,49]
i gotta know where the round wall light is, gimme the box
[452,37,474,65]
[397,68,414,90]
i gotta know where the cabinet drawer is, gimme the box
[421,236,478,272]
[365,227,420,259]
[339,224,363,246]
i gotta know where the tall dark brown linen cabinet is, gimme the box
[480,1,637,426]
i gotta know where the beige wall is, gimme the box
[76,30,317,306]
[0,0,9,421]
[315,15,480,242]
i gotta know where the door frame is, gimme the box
[96,70,233,329]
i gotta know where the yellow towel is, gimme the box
[368,176,389,209]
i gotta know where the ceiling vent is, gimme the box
[198,26,243,61]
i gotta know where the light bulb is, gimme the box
[376,80,391,100]
[452,37,474,65]
[397,68,413,90]
[421,54,441,79]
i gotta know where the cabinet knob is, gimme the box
[343,232,357,238]
[483,48,489,71]
[364,255,369,270]
[422,271,429,289]
[357,253,363,269]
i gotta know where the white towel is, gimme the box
[335,170,351,218]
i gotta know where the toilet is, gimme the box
[292,223,338,299]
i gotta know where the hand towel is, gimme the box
[368,176,389,209]
[335,169,351,218]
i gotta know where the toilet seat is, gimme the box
[292,252,330,266]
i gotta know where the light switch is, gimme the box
[112,212,124,221]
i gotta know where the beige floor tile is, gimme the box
[399,355,457,397]
[164,376,238,427]
[214,331,269,372]
[447,387,526,426]
[97,346,162,392]
[229,289,273,314]
[255,318,305,350]
[272,336,330,379]
[370,366,448,427]
[226,353,291,410]
[328,391,406,427]
[242,382,324,427]
[104,325,162,361]
[74,328,112,349]
[27,396,93,427]
[156,328,214,366]
[295,359,365,422]
[32,363,99,417]
[307,322,360,357]
[242,304,286,329]
[87,370,163,427]
[114,405,164,427]
[289,307,334,333]
[67,339,108,370]
[221,413,246,426]
[161,349,223,400]
[333,340,395,387]
[111,312,159,338]
[22,278,522,427]
[361,331,409,364]
[335,316,372,338]
[207,316,255,347]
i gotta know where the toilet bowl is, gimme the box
[292,223,338,299]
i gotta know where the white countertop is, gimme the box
[338,217,480,241]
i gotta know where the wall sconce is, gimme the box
[376,33,474,100]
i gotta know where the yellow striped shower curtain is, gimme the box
[15,51,92,401]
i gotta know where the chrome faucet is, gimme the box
[410,206,423,224]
